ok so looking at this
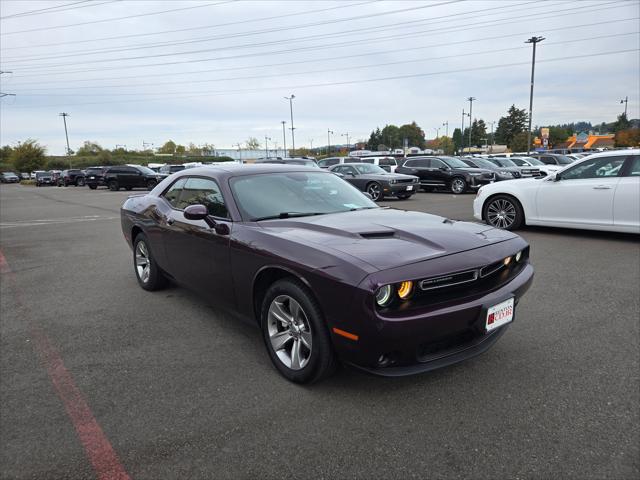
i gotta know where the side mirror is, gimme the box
[551,173,561,181]
[333,172,344,178]
[184,204,221,230]
[350,172,356,177]
[439,166,448,171]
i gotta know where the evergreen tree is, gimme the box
[494,105,528,147]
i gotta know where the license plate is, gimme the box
[406,185,413,191]
[90,176,95,179]
[486,298,514,332]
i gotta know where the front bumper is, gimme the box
[468,175,495,188]
[335,262,533,377]
[384,183,418,196]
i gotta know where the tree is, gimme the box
[494,105,528,147]
[452,128,463,153]
[614,128,640,147]
[471,119,487,147]
[381,125,401,149]
[613,113,631,133]
[10,139,46,172]
[158,140,177,154]
[245,137,260,150]
[398,121,426,148]
[75,141,104,156]
[547,126,571,148]
[510,132,531,152]
[438,137,455,155]
[366,127,383,150]
[0,145,12,162]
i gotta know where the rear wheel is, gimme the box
[450,177,467,194]
[88,184,97,190]
[483,195,524,230]
[366,182,382,201]
[76,177,85,187]
[261,279,336,383]
[108,180,119,191]
[146,180,157,190]
[133,233,167,291]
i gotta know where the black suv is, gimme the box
[85,166,109,189]
[530,153,574,166]
[103,165,163,191]
[395,156,495,193]
[57,169,85,187]
[158,164,186,178]
[35,171,55,187]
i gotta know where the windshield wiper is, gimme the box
[251,212,327,221]
[349,206,378,211]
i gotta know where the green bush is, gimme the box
[10,139,46,173]
[20,179,35,186]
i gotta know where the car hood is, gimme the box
[360,173,417,181]
[457,167,493,175]
[257,208,517,271]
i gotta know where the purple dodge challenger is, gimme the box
[121,164,533,383]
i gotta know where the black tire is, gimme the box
[133,233,167,291]
[108,180,119,191]
[366,182,383,201]
[88,184,97,190]
[261,278,337,384]
[146,180,157,190]
[483,194,524,231]
[450,177,467,194]
[76,178,85,187]
[125,186,133,191]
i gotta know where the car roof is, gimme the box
[170,163,325,179]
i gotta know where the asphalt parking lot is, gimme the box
[1,184,638,480]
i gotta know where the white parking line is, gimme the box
[0,215,118,228]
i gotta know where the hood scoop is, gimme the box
[359,230,396,239]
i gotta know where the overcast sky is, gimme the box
[1,0,638,154]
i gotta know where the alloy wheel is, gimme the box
[367,183,381,201]
[267,295,313,370]
[487,199,517,229]
[451,179,465,194]
[135,241,151,284]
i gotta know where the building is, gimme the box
[536,132,615,152]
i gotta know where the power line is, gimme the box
[3,0,464,66]
[0,1,376,51]
[6,4,631,74]
[6,48,637,109]
[10,26,635,86]
[10,32,637,94]
[0,1,236,36]
[0,1,121,20]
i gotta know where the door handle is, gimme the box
[593,185,612,190]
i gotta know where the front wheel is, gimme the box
[133,233,167,291]
[88,184,97,190]
[483,195,524,230]
[366,182,382,201]
[76,178,85,187]
[146,180,157,190]
[108,180,119,191]
[450,177,467,194]
[261,279,336,383]
[396,193,412,200]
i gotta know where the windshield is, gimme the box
[137,166,157,175]
[555,155,574,165]
[510,157,544,166]
[470,159,497,169]
[35,172,50,178]
[231,172,377,221]
[355,164,386,174]
[493,158,517,167]
[440,156,471,168]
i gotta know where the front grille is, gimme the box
[419,270,478,291]
[395,178,414,184]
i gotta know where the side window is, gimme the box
[430,159,446,169]
[162,178,186,208]
[178,177,229,218]
[540,156,554,165]
[560,157,626,180]
[327,158,339,166]
[317,160,328,168]
[343,166,357,175]
[332,166,344,173]
[624,156,640,176]
[362,158,374,164]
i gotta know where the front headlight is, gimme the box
[397,281,414,300]
[389,179,396,184]
[375,285,394,307]
[499,171,509,175]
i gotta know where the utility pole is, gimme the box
[327,129,334,156]
[443,121,449,137]
[525,36,544,155]
[489,121,496,149]
[284,94,295,154]
[467,97,476,151]
[341,132,350,151]
[460,109,470,156]
[434,127,440,138]
[281,121,287,157]
[59,112,71,167]
[620,96,628,116]
[264,136,271,158]
[309,139,314,151]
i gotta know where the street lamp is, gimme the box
[281,121,287,156]
[525,36,545,155]
[327,129,334,155]
[442,121,449,137]
[460,109,470,156]
[620,96,628,116]
[264,136,271,158]
[434,127,440,138]
[467,97,476,151]
[284,94,295,153]
[341,132,350,151]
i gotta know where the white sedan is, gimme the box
[473,149,640,233]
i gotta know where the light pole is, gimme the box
[525,36,545,155]
[281,121,287,156]
[327,129,334,155]
[59,113,71,167]
[284,94,295,154]
[341,132,350,151]
[460,109,470,156]
[309,139,314,151]
[443,121,449,137]
[489,121,496,149]
[433,127,440,139]
[620,96,628,116]
[467,97,476,151]
[264,136,271,158]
